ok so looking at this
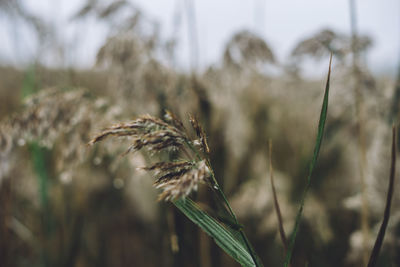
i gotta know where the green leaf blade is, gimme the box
[174,198,256,267]
[284,55,332,267]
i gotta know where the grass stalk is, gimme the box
[367,126,397,267]
[284,54,332,267]
[22,66,52,266]
[268,139,288,253]
[184,136,261,266]
[206,160,262,267]
[349,1,370,263]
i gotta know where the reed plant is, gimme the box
[88,53,397,267]
[0,3,398,264]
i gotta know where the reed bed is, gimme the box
[0,2,399,267]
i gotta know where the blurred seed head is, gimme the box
[0,87,116,182]
[223,30,275,70]
[291,28,373,62]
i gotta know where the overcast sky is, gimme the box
[1,0,399,74]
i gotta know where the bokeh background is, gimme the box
[1,0,400,266]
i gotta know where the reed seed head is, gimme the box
[155,160,210,201]
[89,112,212,201]
[189,114,210,154]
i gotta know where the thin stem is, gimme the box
[269,140,288,254]
[349,1,369,264]
[184,140,261,267]
[205,159,260,267]
[367,126,397,267]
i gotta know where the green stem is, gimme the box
[206,161,260,267]
[184,140,261,266]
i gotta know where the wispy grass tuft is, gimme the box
[284,54,332,267]
[367,126,397,267]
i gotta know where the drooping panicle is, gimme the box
[89,112,212,201]
[155,160,210,201]
[89,114,189,154]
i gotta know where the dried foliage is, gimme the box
[291,28,372,62]
[89,113,212,201]
[223,30,275,71]
[154,160,209,201]
[0,88,117,183]
[0,2,398,265]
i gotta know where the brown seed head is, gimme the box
[89,114,189,154]
[189,115,210,154]
[155,160,210,201]
[89,112,211,201]
[164,110,186,132]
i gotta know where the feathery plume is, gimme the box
[89,112,212,201]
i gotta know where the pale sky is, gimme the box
[1,0,399,74]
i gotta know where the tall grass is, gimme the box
[89,113,263,266]
[23,67,53,267]
[87,54,382,267]
[269,139,288,254]
[283,54,332,267]
[367,126,397,267]
[0,3,398,264]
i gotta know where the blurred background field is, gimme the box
[0,0,400,266]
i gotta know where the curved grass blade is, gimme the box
[174,198,256,267]
[367,126,397,267]
[284,54,332,267]
[269,140,288,253]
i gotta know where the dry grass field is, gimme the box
[0,1,399,266]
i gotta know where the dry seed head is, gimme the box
[291,28,373,62]
[7,88,96,147]
[142,161,194,174]
[164,110,186,132]
[223,30,275,69]
[153,168,193,187]
[89,114,189,153]
[90,112,211,201]
[189,115,210,154]
[122,130,186,155]
[150,161,196,185]
[155,160,210,201]
[0,87,116,182]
